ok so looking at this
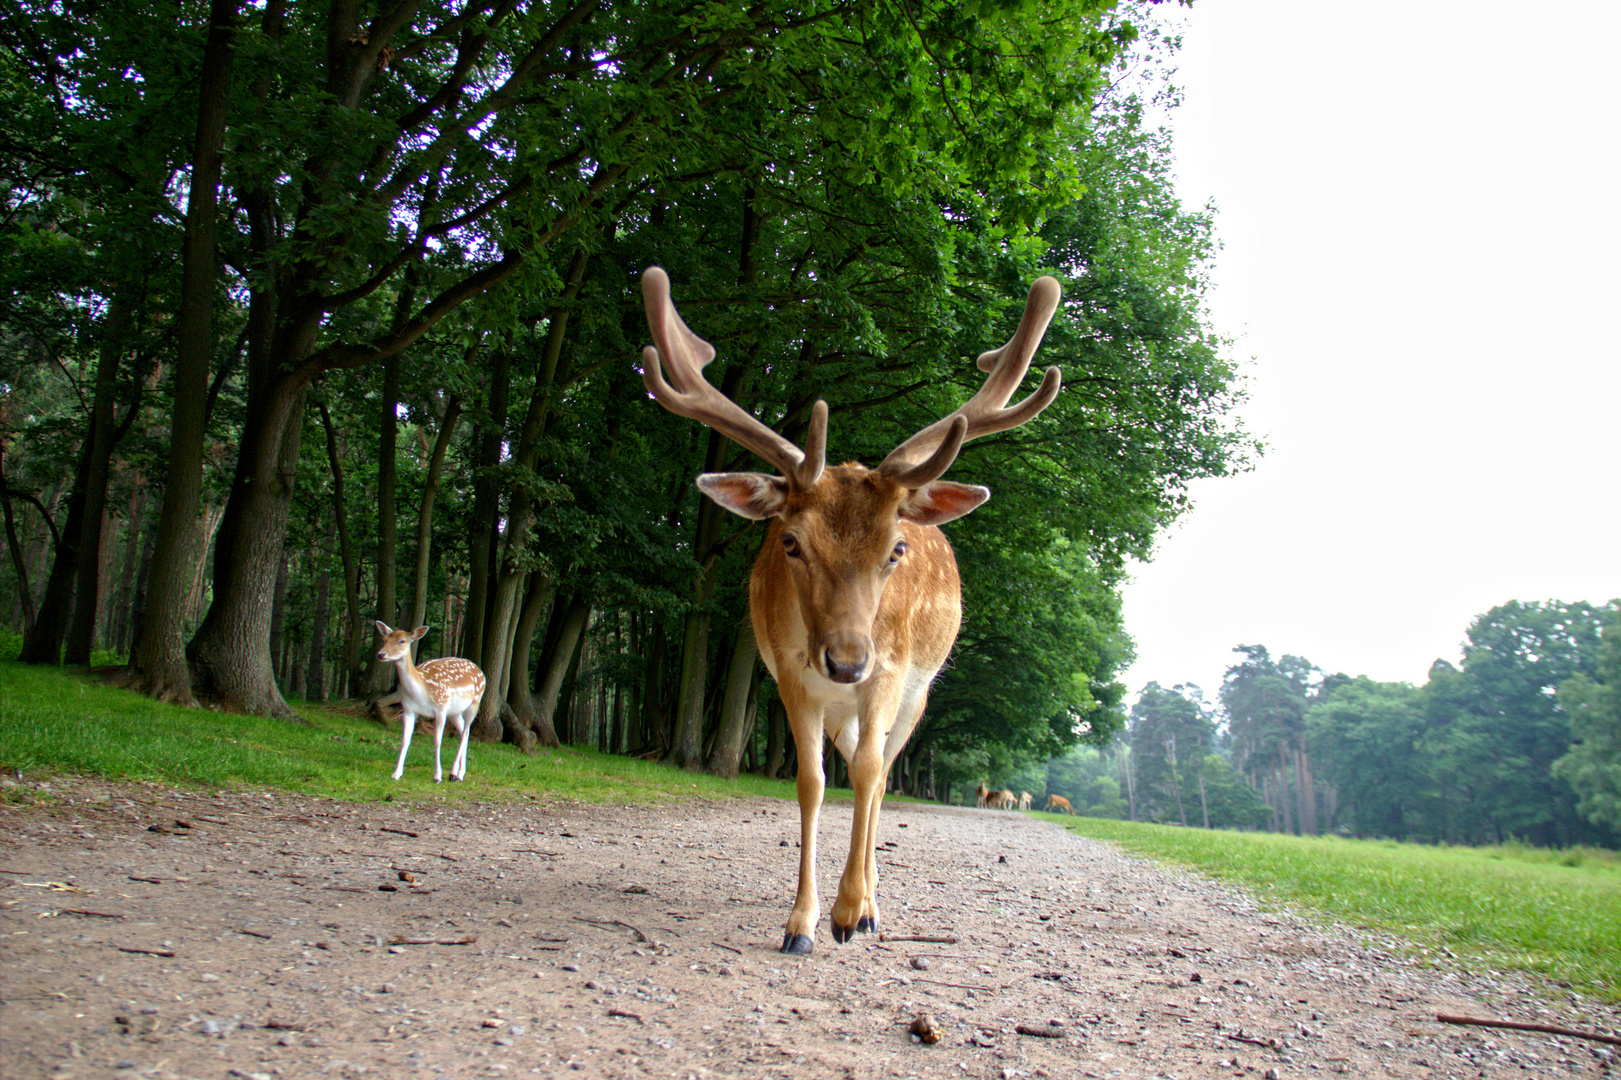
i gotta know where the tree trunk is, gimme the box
[764,695,787,779]
[504,572,560,750]
[533,592,590,746]
[318,401,363,697]
[1297,743,1318,835]
[473,254,586,737]
[358,349,402,696]
[665,560,716,769]
[64,287,137,664]
[638,616,667,757]
[108,484,148,656]
[705,620,760,778]
[17,434,89,664]
[461,337,509,666]
[305,524,333,703]
[1275,747,1295,835]
[0,462,40,637]
[188,376,309,719]
[408,391,462,629]
[119,0,239,703]
[268,545,290,686]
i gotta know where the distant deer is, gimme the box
[976,782,992,809]
[641,266,1062,953]
[1044,793,1073,814]
[1019,791,1033,811]
[375,622,486,783]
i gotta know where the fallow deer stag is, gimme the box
[640,266,1062,954]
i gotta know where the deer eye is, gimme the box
[782,533,803,559]
[889,540,908,565]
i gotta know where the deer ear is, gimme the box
[696,472,790,520]
[374,620,392,637]
[411,626,430,641]
[899,480,990,526]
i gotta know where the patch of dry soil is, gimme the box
[2,777,1617,1080]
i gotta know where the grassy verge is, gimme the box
[1043,813,1621,1003]
[0,659,805,806]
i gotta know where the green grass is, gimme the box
[0,659,805,807]
[1042,813,1621,1003]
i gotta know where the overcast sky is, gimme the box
[1116,0,1621,702]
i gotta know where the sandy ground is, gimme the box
[2,776,1617,1080]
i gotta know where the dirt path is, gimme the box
[2,777,1616,1079]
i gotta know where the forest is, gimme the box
[1,2,1259,797]
[1012,600,1621,851]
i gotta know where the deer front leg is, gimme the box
[431,711,450,784]
[392,710,417,780]
[831,698,892,943]
[449,707,474,782]
[782,714,827,955]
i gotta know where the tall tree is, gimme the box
[1553,607,1621,833]
[1424,600,1614,845]
[119,0,241,700]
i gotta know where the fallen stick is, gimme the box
[61,909,125,919]
[118,946,176,957]
[607,1008,643,1022]
[380,826,419,838]
[1436,1013,1621,1047]
[573,916,650,943]
[387,934,477,946]
[878,933,958,944]
[893,976,1001,993]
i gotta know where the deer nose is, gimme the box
[821,634,870,684]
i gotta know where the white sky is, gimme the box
[1117,0,1621,701]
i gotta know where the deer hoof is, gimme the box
[780,932,814,955]
[831,918,857,945]
[856,915,877,934]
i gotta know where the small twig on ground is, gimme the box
[710,941,743,955]
[117,946,176,957]
[573,915,650,943]
[386,934,477,946]
[380,826,419,838]
[60,909,124,919]
[1436,1014,1621,1047]
[1225,1032,1282,1050]
[878,933,958,944]
[235,928,272,939]
[890,976,1000,993]
[607,1008,643,1023]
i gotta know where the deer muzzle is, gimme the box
[820,631,871,684]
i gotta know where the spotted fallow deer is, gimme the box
[376,622,486,784]
[640,266,1062,954]
[1044,793,1074,814]
[976,782,992,809]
